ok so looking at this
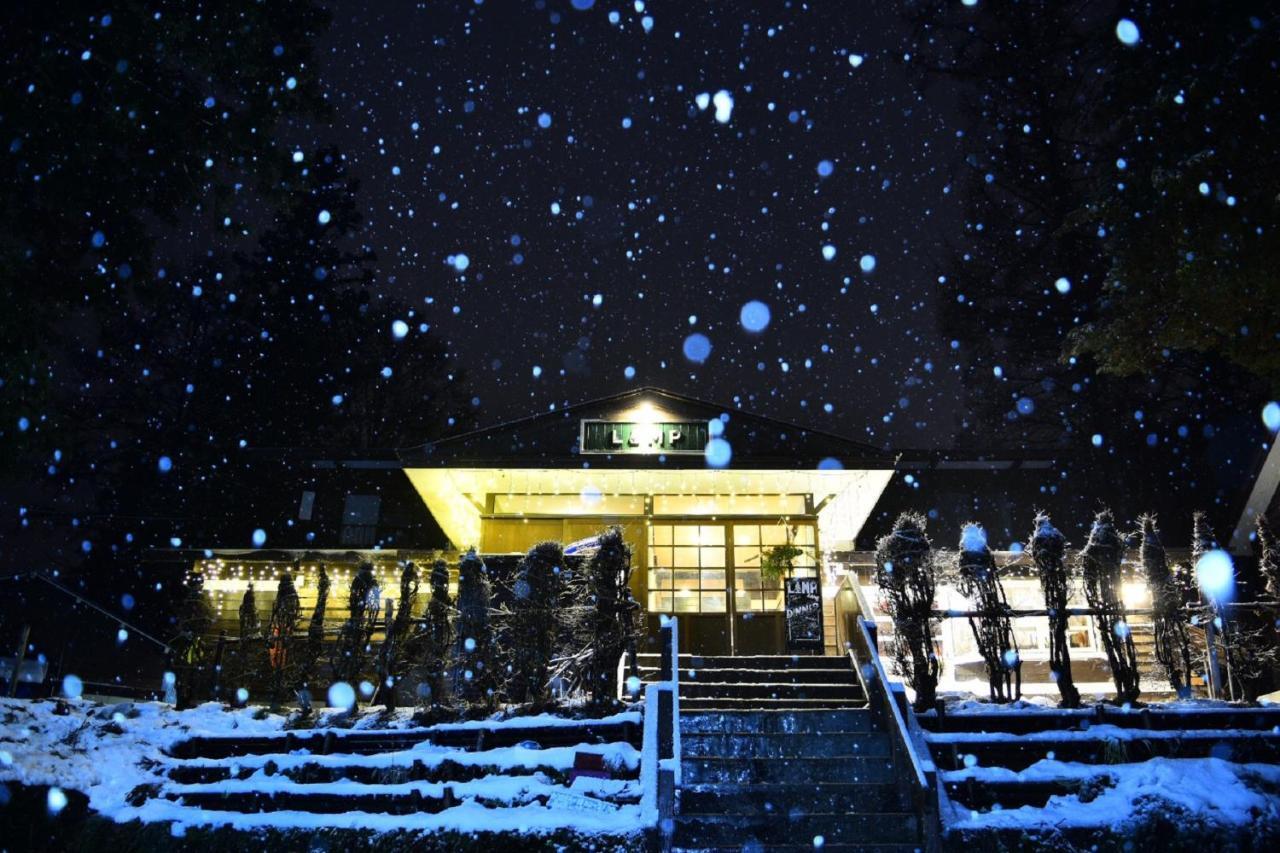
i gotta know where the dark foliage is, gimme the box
[419,559,454,708]
[1139,516,1193,697]
[508,542,565,704]
[1079,511,1141,704]
[332,562,380,692]
[266,571,302,711]
[874,512,940,712]
[234,583,264,702]
[169,571,215,709]
[295,564,330,715]
[454,550,495,708]
[955,524,1021,703]
[379,561,419,711]
[1029,514,1079,708]
[585,528,639,704]
[1258,514,1280,602]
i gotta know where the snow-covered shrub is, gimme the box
[508,541,564,704]
[1140,515,1193,697]
[955,523,1021,703]
[265,570,302,711]
[874,512,940,712]
[419,558,454,709]
[454,549,496,708]
[585,527,640,704]
[1030,513,1079,708]
[1079,510,1141,704]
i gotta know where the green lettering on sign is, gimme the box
[580,420,710,454]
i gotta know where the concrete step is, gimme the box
[637,654,848,670]
[680,697,866,712]
[929,730,1280,771]
[673,810,919,847]
[166,719,641,759]
[684,755,895,785]
[682,731,890,759]
[165,752,640,786]
[673,844,922,852]
[640,666,856,685]
[681,782,902,814]
[942,777,1083,811]
[672,846,921,853]
[682,709,876,734]
[163,788,455,814]
[680,681,864,701]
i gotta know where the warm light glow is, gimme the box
[1121,581,1150,610]
[404,467,893,552]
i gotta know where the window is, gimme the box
[340,494,381,546]
[731,522,817,612]
[647,524,727,613]
[647,521,818,615]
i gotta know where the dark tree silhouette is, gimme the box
[235,583,264,703]
[170,570,215,708]
[379,561,419,711]
[295,564,331,715]
[266,571,302,711]
[420,559,454,708]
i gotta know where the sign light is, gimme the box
[579,419,710,455]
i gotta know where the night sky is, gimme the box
[302,1,966,445]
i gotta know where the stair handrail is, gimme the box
[854,615,930,792]
[842,600,940,851]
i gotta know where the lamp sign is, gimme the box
[579,419,710,455]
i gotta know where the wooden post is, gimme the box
[7,624,31,698]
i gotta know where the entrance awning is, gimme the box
[404,466,894,553]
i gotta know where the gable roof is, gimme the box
[399,386,894,471]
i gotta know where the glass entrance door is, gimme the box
[647,522,732,654]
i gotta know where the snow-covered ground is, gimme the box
[0,698,286,819]
[0,697,647,839]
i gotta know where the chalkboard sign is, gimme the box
[784,576,823,650]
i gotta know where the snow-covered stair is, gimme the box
[672,709,923,851]
[142,714,644,834]
[923,703,1280,844]
[637,653,867,711]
